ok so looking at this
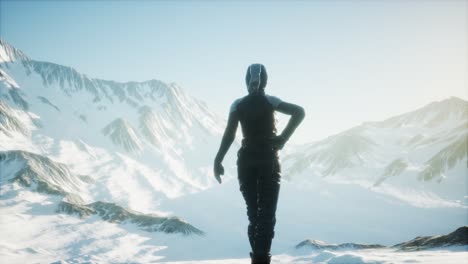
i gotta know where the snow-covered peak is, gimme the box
[102,118,142,153]
[376,96,467,128]
[0,38,30,63]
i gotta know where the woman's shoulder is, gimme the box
[264,94,283,108]
[229,96,248,113]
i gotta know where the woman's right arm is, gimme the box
[275,102,305,146]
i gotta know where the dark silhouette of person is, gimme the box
[214,63,305,264]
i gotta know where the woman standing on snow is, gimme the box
[214,63,305,264]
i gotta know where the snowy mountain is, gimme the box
[282,96,467,208]
[0,38,237,212]
[1,37,466,263]
[0,37,232,245]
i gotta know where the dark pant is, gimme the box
[237,147,281,256]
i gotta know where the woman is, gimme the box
[214,63,305,264]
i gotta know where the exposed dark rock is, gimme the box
[393,226,468,251]
[295,239,386,250]
[57,201,205,236]
[37,96,60,112]
[9,89,29,110]
[418,134,468,182]
[296,226,468,252]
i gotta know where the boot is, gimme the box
[249,251,271,264]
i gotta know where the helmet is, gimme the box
[245,63,268,94]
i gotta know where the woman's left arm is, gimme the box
[213,110,239,183]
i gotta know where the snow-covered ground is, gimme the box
[157,248,468,264]
[1,175,466,264]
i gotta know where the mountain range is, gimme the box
[0,37,466,263]
[283,96,467,208]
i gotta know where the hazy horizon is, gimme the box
[1,0,466,143]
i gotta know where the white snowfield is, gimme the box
[156,249,468,264]
[0,38,467,263]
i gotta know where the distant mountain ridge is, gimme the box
[1,37,466,210]
[282,96,467,207]
[0,38,231,206]
[1,36,466,210]
[393,226,468,251]
[296,226,468,252]
[295,239,386,250]
[0,37,225,236]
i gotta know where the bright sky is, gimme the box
[1,0,466,144]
